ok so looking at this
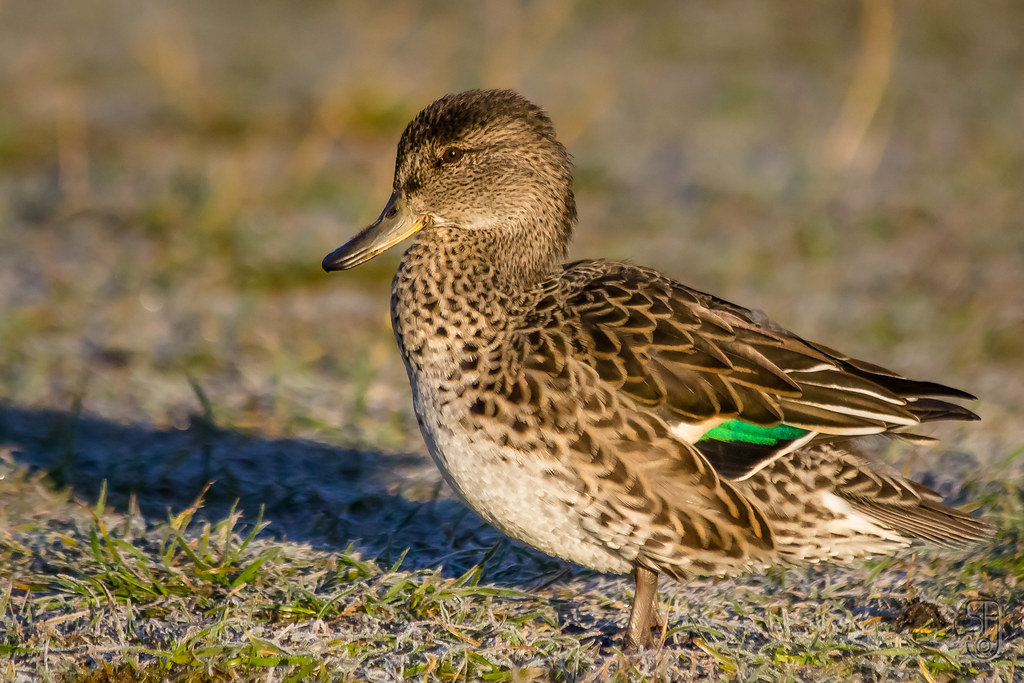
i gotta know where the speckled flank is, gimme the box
[325,89,990,649]
[391,231,777,580]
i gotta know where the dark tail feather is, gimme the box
[906,397,980,423]
[872,376,977,402]
[848,495,992,548]
[802,340,979,410]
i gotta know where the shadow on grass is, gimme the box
[0,402,569,584]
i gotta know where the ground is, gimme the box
[1,1,1022,680]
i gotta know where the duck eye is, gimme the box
[441,147,464,164]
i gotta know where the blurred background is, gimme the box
[1,0,1022,521]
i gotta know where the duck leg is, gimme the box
[623,564,661,651]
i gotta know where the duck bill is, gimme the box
[322,192,428,271]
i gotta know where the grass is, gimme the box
[1,0,1023,680]
[3,449,1023,681]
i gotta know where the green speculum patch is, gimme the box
[699,420,808,446]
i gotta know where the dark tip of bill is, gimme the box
[322,247,345,272]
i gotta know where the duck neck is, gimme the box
[417,213,573,292]
[481,220,570,290]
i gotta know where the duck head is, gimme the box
[323,89,577,284]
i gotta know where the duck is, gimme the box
[322,88,990,650]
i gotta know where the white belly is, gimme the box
[414,397,632,575]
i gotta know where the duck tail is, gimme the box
[736,444,991,565]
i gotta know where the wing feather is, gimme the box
[558,260,977,438]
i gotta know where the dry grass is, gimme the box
[1,0,1023,680]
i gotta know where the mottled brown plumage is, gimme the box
[323,89,990,650]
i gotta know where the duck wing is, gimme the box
[554,260,978,479]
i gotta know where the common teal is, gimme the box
[323,89,990,650]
